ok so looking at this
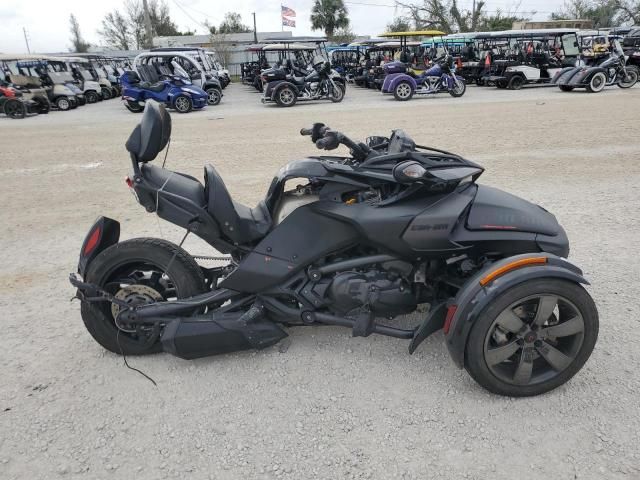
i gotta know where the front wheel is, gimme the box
[464,279,598,397]
[4,99,26,119]
[449,78,466,97]
[617,69,638,89]
[85,91,99,103]
[206,87,222,105]
[508,75,524,90]
[173,94,193,113]
[101,87,113,99]
[329,83,345,103]
[80,238,207,355]
[55,96,71,111]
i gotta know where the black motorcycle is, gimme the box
[70,102,598,397]
[262,57,345,107]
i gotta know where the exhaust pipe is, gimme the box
[160,306,287,360]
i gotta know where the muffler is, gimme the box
[160,307,288,360]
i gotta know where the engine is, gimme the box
[326,269,417,317]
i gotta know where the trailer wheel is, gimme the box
[275,85,297,107]
[508,75,524,90]
[586,72,606,93]
[4,99,26,119]
[393,81,414,101]
[559,85,574,92]
[55,96,71,111]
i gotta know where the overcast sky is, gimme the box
[1,0,566,53]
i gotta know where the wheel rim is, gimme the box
[397,83,411,98]
[453,79,465,94]
[279,88,294,104]
[5,101,23,118]
[101,263,177,342]
[620,71,637,87]
[175,97,190,111]
[333,87,343,100]
[592,74,604,90]
[483,294,585,386]
[207,90,220,104]
[58,98,69,110]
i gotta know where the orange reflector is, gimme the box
[479,257,547,287]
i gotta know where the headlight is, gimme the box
[506,67,515,72]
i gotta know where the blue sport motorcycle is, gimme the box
[120,71,207,114]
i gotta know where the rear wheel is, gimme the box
[81,238,206,355]
[55,96,71,111]
[393,81,414,101]
[125,100,144,113]
[275,85,297,107]
[464,279,598,397]
[559,85,574,92]
[508,75,525,90]
[4,99,26,119]
[586,72,606,93]
[206,87,221,105]
[173,94,193,113]
[617,69,638,88]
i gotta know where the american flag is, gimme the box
[281,5,296,18]
[282,17,296,27]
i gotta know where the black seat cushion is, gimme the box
[204,164,271,245]
[125,101,171,162]
[140,81,167,92]
[141,163,206,207]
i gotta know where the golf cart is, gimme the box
[134,51,223,106]
[151,47,229,90]
[622,29,640,71]
[1,55,51,113]
[482,29,581,89]
[51,57,104,103]
[205,50,231,88]
[0,80,41,118]
[11,57,80,110]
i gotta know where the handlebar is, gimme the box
[300,122,371,162]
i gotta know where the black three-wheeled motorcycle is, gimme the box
[70,102,598,397]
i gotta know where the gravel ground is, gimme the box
[1,83,639,480]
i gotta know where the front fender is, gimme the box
[444,253,589,368]
[78,216,120,277]
[552,66,578,84]
[382,73,416,93]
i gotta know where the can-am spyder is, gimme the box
[70,102,598,397]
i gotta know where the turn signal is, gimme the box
[479,257,547,287]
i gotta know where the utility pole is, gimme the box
[23,27,31,53]
[472,0,476,30]
[252,12,258,43]
[142,0,154,48]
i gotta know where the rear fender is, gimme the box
[569,67,606,86]
[384,73,416,92]
[271,81,298,100]
[551,66,577,84]
[78,216,120,277]
[444,253,589,368]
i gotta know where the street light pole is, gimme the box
[252,12,258,43]
[23,27,31,53]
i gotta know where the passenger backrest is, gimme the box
[125,101,172,162]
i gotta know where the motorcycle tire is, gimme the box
[173,94,193,113]
[275,85,297,107]
[617,69,638,89]
[4,98,26,119]
[393,81,414,101]
[464,278,598,397]
[449,78,466,97]
[330,84,345,103]
[586,72,606,93]
[125,100,144,113]
[80,238,206,355]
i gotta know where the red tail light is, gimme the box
[125,176,133,188]
[83,226,102,256]
[443,305,458,334]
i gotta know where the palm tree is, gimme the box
[310,0,350,38]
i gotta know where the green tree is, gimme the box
[614,0,640,23]
[386,16,412,32]
[98,11,131,50]
[310,0,350,38]
[479,9,530,31]
[218,12,252,34]
[69,14,91,52]
[397,0,485,33]
[550,0,619,27]
[330,27,357,43]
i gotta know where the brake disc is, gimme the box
[111,284,164,330]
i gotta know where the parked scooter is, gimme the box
[120,70,208,113]
[262,56,345,107]
[70,103,599,397]
[382,54,466,100]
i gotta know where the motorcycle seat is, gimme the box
[204,164,271,244]
[139,81,167,92]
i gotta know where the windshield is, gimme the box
[561,33,580,57]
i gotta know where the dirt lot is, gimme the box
[1,83,639,480]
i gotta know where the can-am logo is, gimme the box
[411,223,449,231]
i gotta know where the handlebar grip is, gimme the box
[315,138,332,149]
[300,128,313,136]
